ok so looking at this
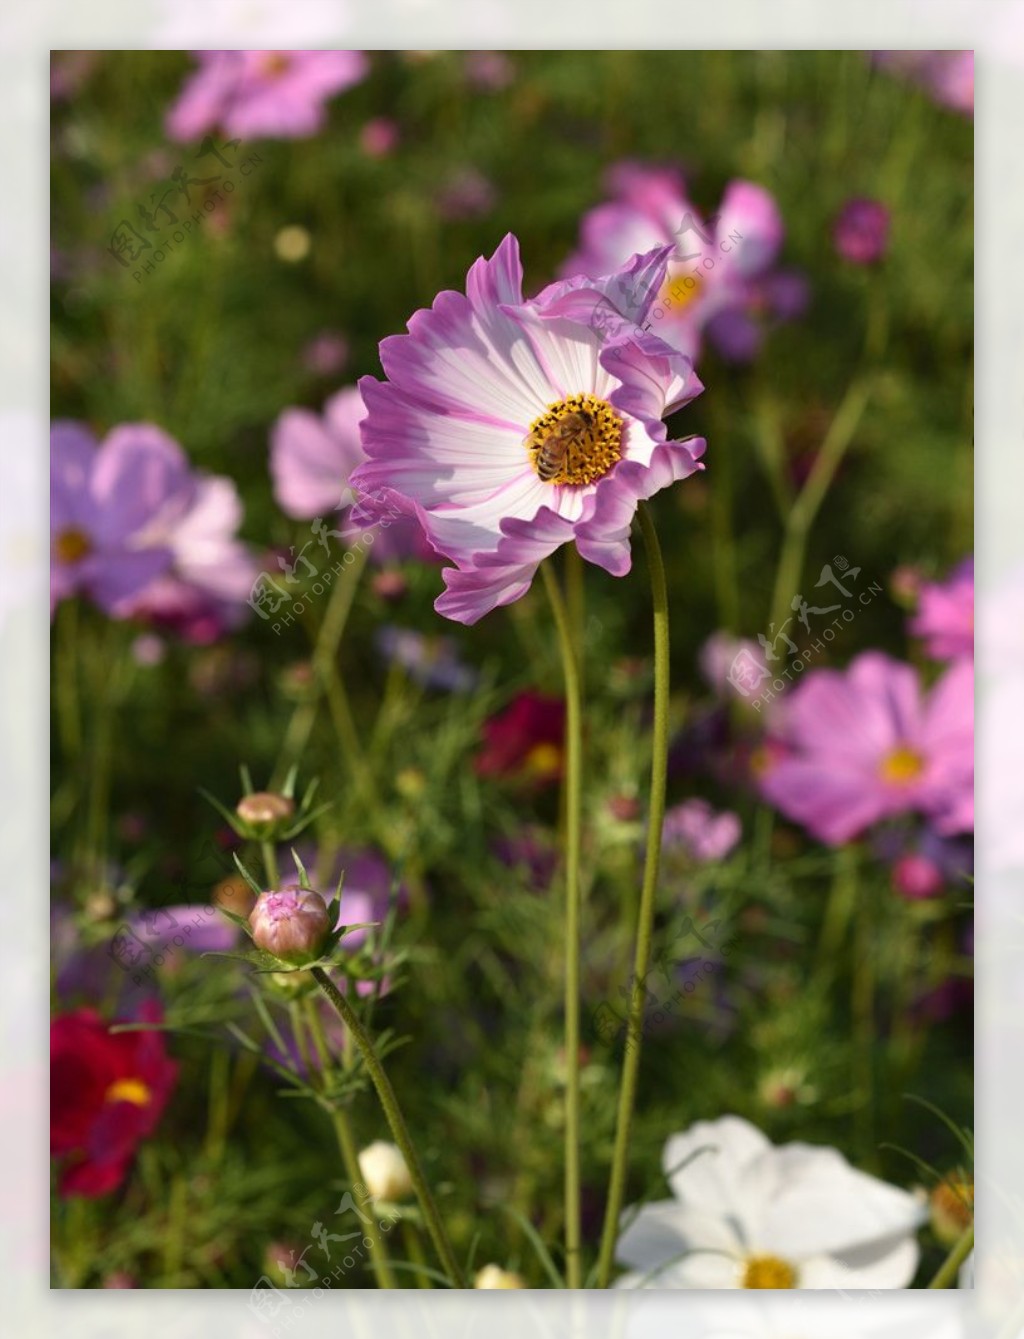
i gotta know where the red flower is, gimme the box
[475,691,565,785]
[50,1000,178,1198]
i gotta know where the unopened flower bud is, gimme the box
[357,1140,412,1202]
[930,1176,973,1245]
[249,889,331,965]
[236,791,295,835]
[474,1264,525,1289]
[214,874,256,918]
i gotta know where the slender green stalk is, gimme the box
[271,545,368,790]
[303,999,397,1289]
[311,967,466,1288]
[539,560,584,1289]
[767,376,872,636]
[595,501,671,1289]
[927,1222,974,1289]
[261,841,280,891]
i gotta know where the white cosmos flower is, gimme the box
[615,1115,926,1290]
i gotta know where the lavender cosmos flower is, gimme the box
[561,163,806,365]
[250,888,331,965]
[662,798,741,863]
[833,198,891,265]
[51,421,194,616]
[349,234,706,625]
[270,387,434,564]
[117,473,259,641]
[758,652,973,845]
[375,626,478,692]
[910,556,974,662]
[166,50,368,141]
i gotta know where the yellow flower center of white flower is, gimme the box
[54,527,92,564]
[879,744,924,785]
[525,393,623,487]
[742,1254,798,1289]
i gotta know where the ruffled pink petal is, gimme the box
[713,180,784,282]
[573,438,706,576]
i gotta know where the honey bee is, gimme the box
[526,410,594,482]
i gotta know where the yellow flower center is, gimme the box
[260,53,292,78]
[105,1077,152,1107]
[54,527,92,565]
[660,268,705,312]
[742,1254,797,1289]
[879,745,925,785]
[525,393,623,487]
[524,742,562,778]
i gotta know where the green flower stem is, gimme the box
[595,501,671,1289]
[540,560,584,1290]
[311,967,466,1288]
[271,544,368,790]
[302,998,397,1289]
[767,375,872,637]
[928,1222,974,1289]
[261,841,280,891]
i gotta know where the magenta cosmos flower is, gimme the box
[270,387,434,564]
[51,421,193,615]
[561,163,806,365]
[758,652,973,845]
[910,556,973,662]
[348,234,706,625]
[166,50,368,141]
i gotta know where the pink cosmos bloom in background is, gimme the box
[833,198,891,265]
[560,162,806,365]
[910,556,974,661]
[51,422,193,616]
[662,798,741,863]
[758,652,973,845]
[349,234,706,625]
[359,117,400,158]
[166,50,368,141]
[270,387,434,564]
[872,51,974,117]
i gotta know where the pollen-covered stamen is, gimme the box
[525,392,623,487]
[54,527,93,565]
[879,745,925,785]
[742,1254,797,1289]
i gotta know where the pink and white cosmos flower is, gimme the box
[561,162,806,365]
[348,234,706,625]
[758,652,973,845]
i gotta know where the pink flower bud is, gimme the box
[892,853,944,900]
[249,889,331,965]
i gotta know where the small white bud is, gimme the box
[357,1141,412,1202]
[473,1264,526,1289]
